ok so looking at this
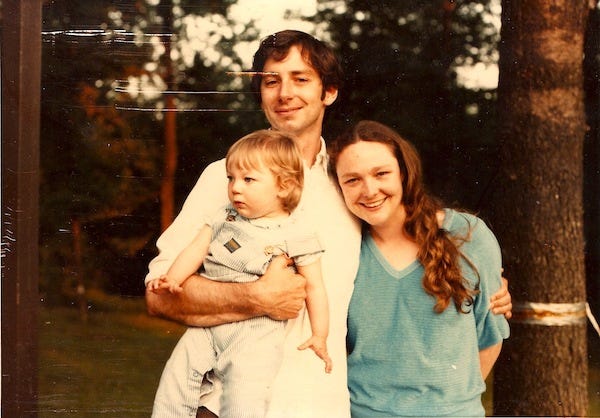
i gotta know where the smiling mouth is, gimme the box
[276,106,301,115]
[361,198,385,209]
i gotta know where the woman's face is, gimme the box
[335,140,405,231]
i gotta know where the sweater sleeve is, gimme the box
[465,215,511,350]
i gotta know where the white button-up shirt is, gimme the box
[147,138,361,417]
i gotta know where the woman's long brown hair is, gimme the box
[329,120,477,313]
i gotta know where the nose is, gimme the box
[230,178,242,194]
[361,177,378,197]
[279,79,294,100]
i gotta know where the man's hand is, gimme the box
[252,255,307,321]
[490,276,512,319]
[145,255,307,327]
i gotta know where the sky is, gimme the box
[228,0,319,35]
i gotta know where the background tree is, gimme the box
[489,1,590,415]
[316,0,501,208]
[40,0,268,300]
[116,0,239,232]
[39,0,507,299]
[40,1,600,333]
[41,0,161,304]
[584,4,600,322]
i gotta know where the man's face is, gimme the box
[260,45,338,141]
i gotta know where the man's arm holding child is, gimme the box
[146,255,307,327]
[145,160,308,327]
[491,277,512,319]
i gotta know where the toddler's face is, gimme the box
[227,163,288,220]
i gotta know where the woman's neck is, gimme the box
[369,227,419,271]
[369,225,413,248]
[368,207,419,270]
[369,205,408,243]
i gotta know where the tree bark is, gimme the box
[161,94,177,232]
[160,2,177,232]
[584,4,600,327]
[490,1,590,415]
[1,1,42,416]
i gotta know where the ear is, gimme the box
[323,86,338,106]
[277,179,292,198]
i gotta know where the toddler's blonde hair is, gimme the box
[226,130,304,213]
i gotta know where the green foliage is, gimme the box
[40,0,504,301]
[40,1,267,301]
[41,1,168,299]
[315,0,500,206]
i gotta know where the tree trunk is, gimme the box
[584,4,600,327]
[1,1,41,415]
[160,2,177,232]
[71,217,88,322]
[490,1,590,415]
[161,94,177,232]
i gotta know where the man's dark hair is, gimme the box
[250,30,343,103]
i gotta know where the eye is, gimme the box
[244,177,255,183]
[376,171,390,177]
[226,175,233,182]
[262,77,278,87]
[343,177,358,185]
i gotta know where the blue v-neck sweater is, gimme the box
[347,209,510,417]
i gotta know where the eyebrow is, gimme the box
[261,68,317,78]
[290,68,316,76]
[226,71,278,77]
[339,164,393,178]
[338,171,359,180]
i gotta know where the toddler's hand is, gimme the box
[147,275,183,294]
[298,335,332,373]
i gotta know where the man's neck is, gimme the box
[294,132,322,167]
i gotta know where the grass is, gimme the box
[38,294,186,417]
[37,294,600,417]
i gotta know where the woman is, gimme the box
[329,120,510,417]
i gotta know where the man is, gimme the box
[145,30,511,418]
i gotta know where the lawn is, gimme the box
[37,295,600,417]
[38,295,186,417]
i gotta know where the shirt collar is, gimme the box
[310,137,329,174]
